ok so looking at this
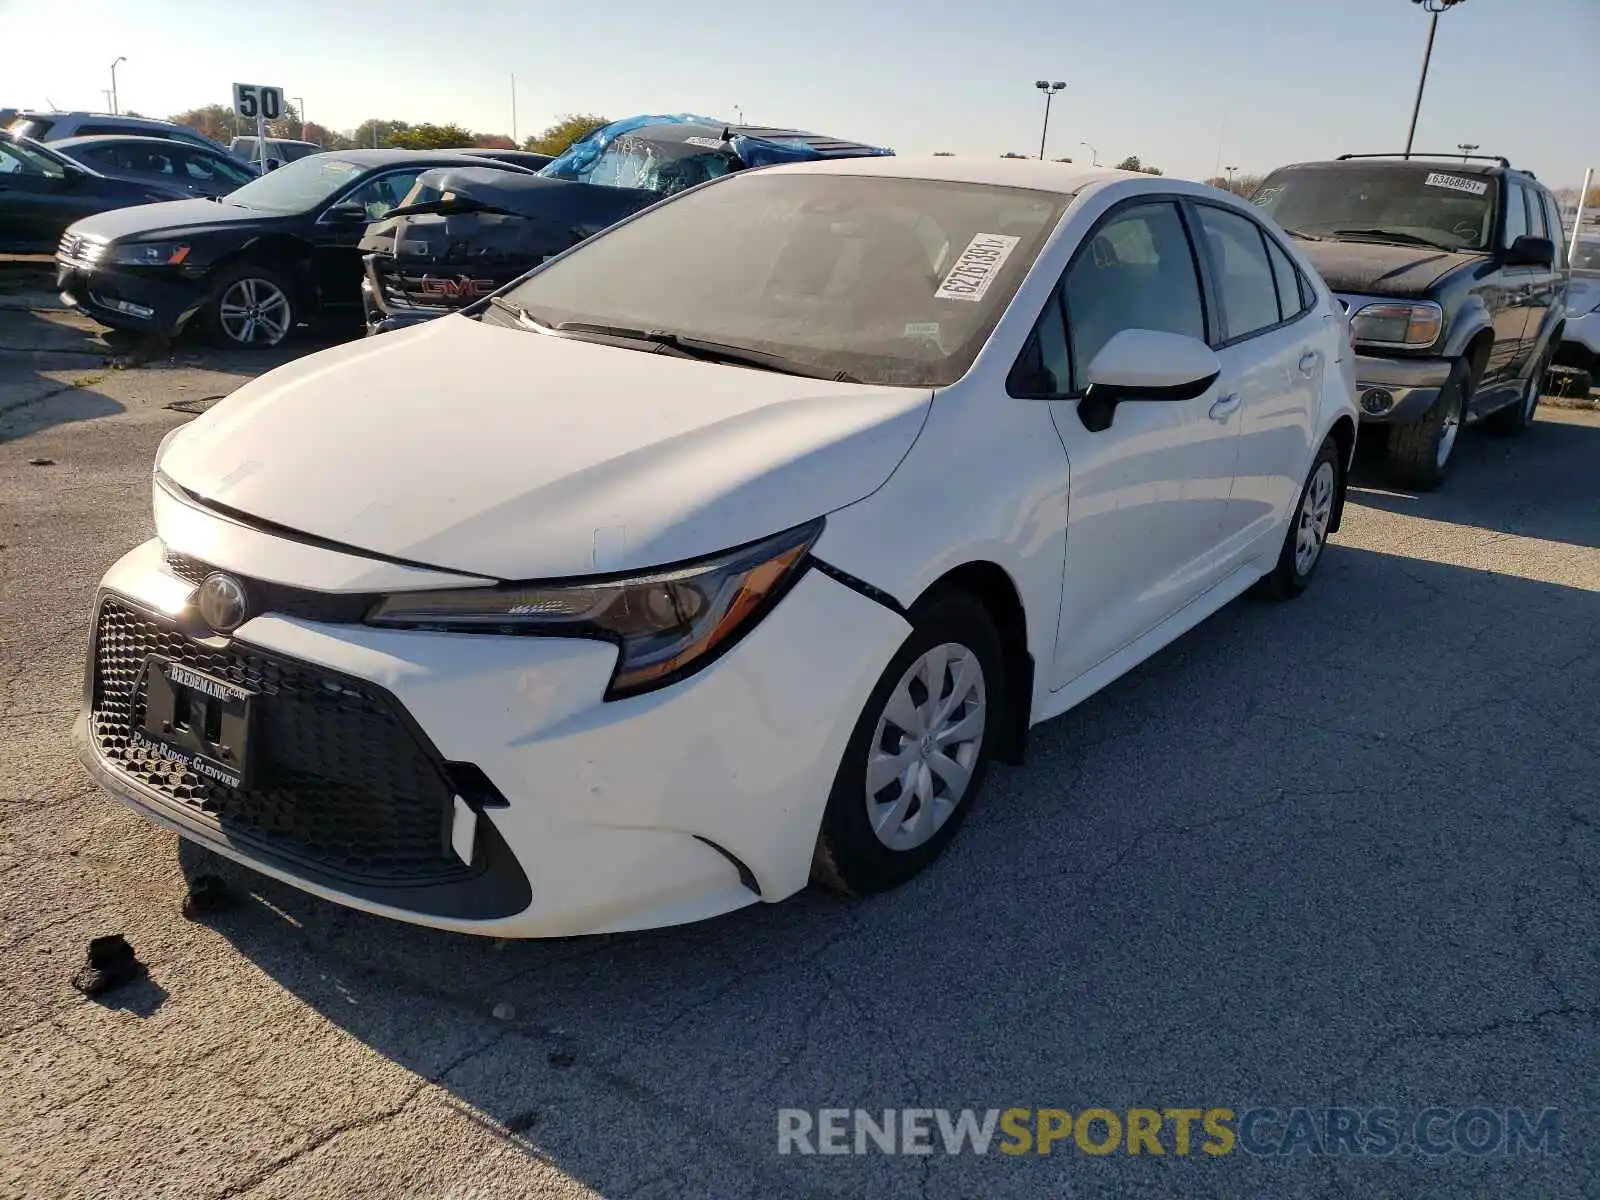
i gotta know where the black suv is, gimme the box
[1252,154,1568,489]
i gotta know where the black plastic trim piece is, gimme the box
[808,557,909,618]
[692,836,762,896]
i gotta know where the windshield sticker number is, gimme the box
[683,136,725,149]
[904,322,941,337]
[934,233,1020,302]
[1425,172,1489,197]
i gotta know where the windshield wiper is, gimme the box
[553,322,862,383]
[1280,227,1323,241]
[1330,228,1453,252]
[488,295,551,331]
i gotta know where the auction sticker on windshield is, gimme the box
[935,234,1020,302]
[1424,172,1489,197]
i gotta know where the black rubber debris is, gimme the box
[28,457,55,467]
[505,1109,540,1134]
[182,873,235,919]
[70,935,147,997]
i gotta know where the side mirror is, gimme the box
[1505,235,1554,268]
[1078,329,1222,432]
[325,201,369,223]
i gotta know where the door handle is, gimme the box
[1298,350,1320,375]
[1209,393,1241,422]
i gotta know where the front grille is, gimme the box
[161,546,379,623]
[373,257,522,311]
[90,597,470,886]
[57,231,107,271]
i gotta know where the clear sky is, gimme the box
[3,0,1596,188]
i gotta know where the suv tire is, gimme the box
[1385,358,1469,491]
[1483,346,1550,436]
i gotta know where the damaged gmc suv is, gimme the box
[1252,154,1567,489]
[358,114,892,335]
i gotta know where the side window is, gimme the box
[340,170,424,220]
[1264,235,1309,323]
[1526,187,1548,240]
[1061,201,1205,391]
[1502,182,1529,248]
[1008,292,1071,397]
[1194,205,1281,341]
[86,146,126,170]
[1542,193,1568,269]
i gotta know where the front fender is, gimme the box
[1442,301,1493,361]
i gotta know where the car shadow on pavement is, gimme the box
[1349,411,1600,551]
[175,531,1600,1198]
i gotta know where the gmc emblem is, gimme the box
[419,275,497,298]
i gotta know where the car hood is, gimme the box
[159,316,932,579]
[1294,238,1486,298]
[65,196,275,241]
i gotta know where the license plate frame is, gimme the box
[134,656,256,790]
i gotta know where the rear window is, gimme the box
[8,118,53,139]
[1252,164,1496,252]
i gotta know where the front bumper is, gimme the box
[76,536,909,937]
[1349,352,1452,424]
[56,260,206,338]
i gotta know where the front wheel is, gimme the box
[812,592,1003,895]
[201,263,295,349]
[1384,358,1469,491]
[1256,435,1341,601]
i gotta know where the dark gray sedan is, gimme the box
[50,135,256,199]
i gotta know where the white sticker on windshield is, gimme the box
[934,233,1020,302]
[904,322,941,337]
[683,136,725,149]
[1424,172,1489,197]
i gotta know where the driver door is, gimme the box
[1028,200,1244,690]
[308,168,423,308]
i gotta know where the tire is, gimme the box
[200,262,296,350]
[1384,358,1468,491]
[812,591,1004,895]
[1256,435,1341,601]
[1483,346,1550,436]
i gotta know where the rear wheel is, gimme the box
[812,592,1003,895]
[201,263,295,349]
[1256,435,1340,601]
[1483,346,1550,436]
[1385,358,1468,491]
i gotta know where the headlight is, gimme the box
[111,241,190,266]
[366,519,824,699]
[1349,301,1443,349]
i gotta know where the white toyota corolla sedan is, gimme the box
[76,157,1358,937]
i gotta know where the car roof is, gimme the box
[301,148,529,167]
[744,153,1129,195]
[52,134,227,152]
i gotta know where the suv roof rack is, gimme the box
[1336,152,1512,169]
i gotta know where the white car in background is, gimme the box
[75,157,1358,937]
[1556,233,1600,390]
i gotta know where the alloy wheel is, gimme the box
[1435,387,1463,468]
[218,277,291,347]
[865,642,986,851]
[1295,460,1337,576]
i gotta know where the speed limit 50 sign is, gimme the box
[232,83,284,121]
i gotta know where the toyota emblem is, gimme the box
[197,572,249,634]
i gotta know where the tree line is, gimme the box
[166,105,611,157]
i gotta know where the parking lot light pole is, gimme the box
[295,97,307,142]
[1226,165,1238,192]
[1035,80,1066,160]
[1404,0,1467,159]
[1457,142,1478,162]
[1080,140,1099,167]
[108,56,125,115]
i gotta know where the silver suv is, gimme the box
[7,111,233,157]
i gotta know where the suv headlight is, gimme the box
[111,241,190,266]
[1348,301,1444,349]
[366,519,823,699]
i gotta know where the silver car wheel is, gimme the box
[1294,460,1337,576]
[218,277,291,347]
[865,642,986,852]
[1435,389,1463,468]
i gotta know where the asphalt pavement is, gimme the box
[2,294,1597,1200]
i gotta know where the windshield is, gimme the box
[1251,165,1496,251]
[492,173,1066,387]
[7,118,52,140]
[223,155,364,212]
[541,132,738,195]
[1573,237,1600,274]
[0,134,69,179]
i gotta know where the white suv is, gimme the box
[1556,232,1600,392]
